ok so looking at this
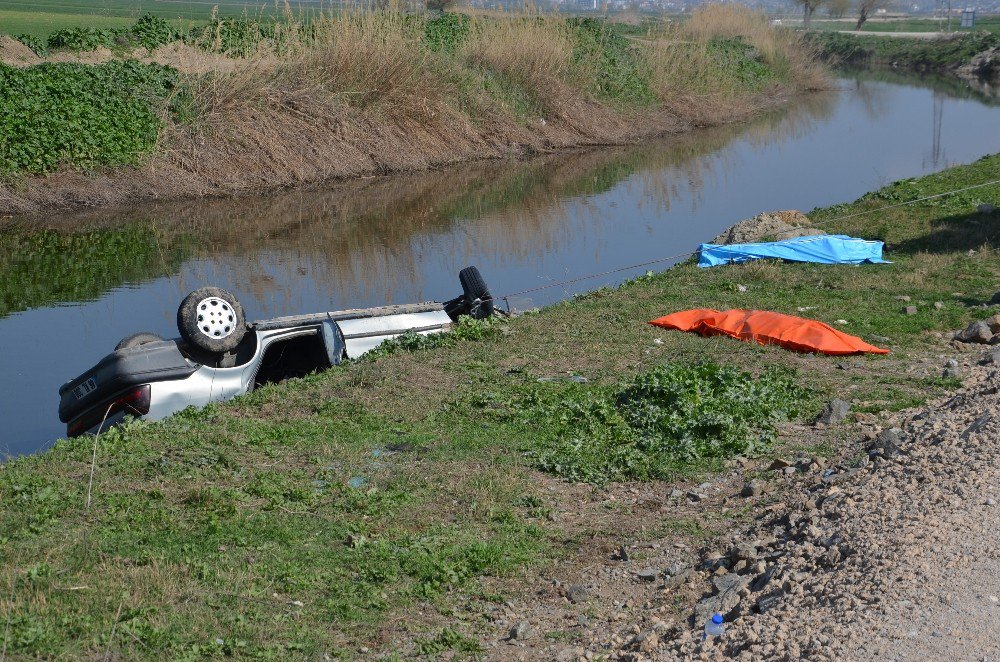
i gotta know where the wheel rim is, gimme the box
[194,297,237,341]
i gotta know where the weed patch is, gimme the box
[524,363,807,483]
[46,14,180,52]
[14,33,47,56]
[0,60,177,173]
[414,627,483,655]
[569,17,655,106]
[424,13,471,53]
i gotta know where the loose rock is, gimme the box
[636,567,660,582]
[565,584,588,604]
[742,479,764,498]
[509,621,531,641]
[816,399,851,425]
[956,320,994,344]
[695,573,750,623]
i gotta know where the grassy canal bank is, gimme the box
[0,7,825,216]
[807,30,1000,80]
[2,154,999,656]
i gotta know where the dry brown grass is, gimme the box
[0,8,825,216]
[640,4,828,124]
[683,4,827,90]
[461,16,575,90]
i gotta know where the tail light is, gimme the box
[67,385,151,438]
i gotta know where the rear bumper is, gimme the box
[66,384,151,437]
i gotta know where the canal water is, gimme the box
[3,70,999,456]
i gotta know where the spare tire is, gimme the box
[115,332,165,351]
[459,266,494,320]
[177,286,246,354]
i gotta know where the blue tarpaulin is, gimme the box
[698,235,889,268]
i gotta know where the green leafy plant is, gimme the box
[47,27,122,51]
[568,17,655,106]
[129,14,181,51]
[414,627,483,655]
[707,37,776,88]
[0,61,178,174]
[424,13,471,53]
[15,34,47,57]
[190,18,277,57]
[526,363,807,483]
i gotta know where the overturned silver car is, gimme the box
[59,267,493,437]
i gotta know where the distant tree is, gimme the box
[827,0,851,18]
[793,0,827,27]
[855,0,892,29]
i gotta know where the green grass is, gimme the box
[0,10,136,38]
[2,155,1000,654]
[806,29,1000,71]
[806,16,1000,35]
[0,1,311,38]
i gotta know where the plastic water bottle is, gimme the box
[704,613,725,641]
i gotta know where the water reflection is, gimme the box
[19,93,840,318]
[3,71,1000,455]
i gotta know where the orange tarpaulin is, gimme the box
[649,309,889,355]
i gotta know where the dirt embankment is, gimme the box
[0,10,828,218]
[0,79,785,219]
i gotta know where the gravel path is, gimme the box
[667,350,1000,660]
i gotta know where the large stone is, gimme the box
[709,210,819,245]
[960,412,992,440]
[756,592,783,614]
[695,573,751,623]
[816,399,851,425]
[956,320,994,344]
[509,621,531,640]
[631,630,659,653]
[986,314,1000,334]
[741,479,764,498]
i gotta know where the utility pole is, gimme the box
[947,0,952,32]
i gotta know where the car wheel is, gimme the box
[177,286,246,354]
[459,266,494,319]
[115,332,165,351]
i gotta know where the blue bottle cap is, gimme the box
[712,613,724,624]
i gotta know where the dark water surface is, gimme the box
[3,71,1000,456]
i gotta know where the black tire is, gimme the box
[115,332,165,351]
[459,266,494,320]
[177,286,246,354]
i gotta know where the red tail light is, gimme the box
[67,385,151,437]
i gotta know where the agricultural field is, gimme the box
[805,15,1000,35]
[0,0,327,38]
